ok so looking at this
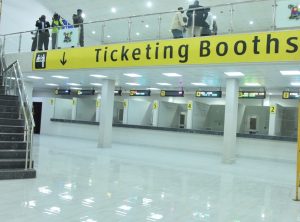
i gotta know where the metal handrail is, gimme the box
[1,58,35,170]
[0,0,274,37]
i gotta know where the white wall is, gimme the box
[76,98,96,121]
[158,101,180,128]
[192,101,210,130]
[54,98,73,119]
[127,100,152,126]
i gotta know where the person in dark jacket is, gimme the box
[186,0,208,37]
[73,9,84,47]
[36,15,51,50]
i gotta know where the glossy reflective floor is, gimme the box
[0,135,299,222]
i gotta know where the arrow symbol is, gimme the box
[60,52,67,66]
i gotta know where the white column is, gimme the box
[122,99,128,124]
[24,81,33,109]
[98,79,115,148]
[152,100,159,127]
[71,98,77,120]
[95,95,101,122]
[186,101,193,129]
[223,79,239,164]
[268,104,277,136]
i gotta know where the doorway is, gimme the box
[33,102,42,134]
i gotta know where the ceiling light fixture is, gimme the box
[107,35,111,38]
[81,13,86,18]
[92,30,96,34]
[162,73,182,77]
[90,74,107,78]
[280,70,300,75]
[156,83,172,86]
[244,83,261,87]
[291,82,300,86]
[136,32,140,36]
[147,88,160,90]
[124,73,142,78]
[70,87,82,90]
[111,7,117,13]
[27,76,43,80]
[126,83,140,86]
[146,1,153,8]
[224,72,245,77]
[249,21,254,25]
[90,83,103,86]
[145,24,149,28]
[67,83,81,86]
[52,75,69,79]
[46,83,59,86]
[191,82,207,86]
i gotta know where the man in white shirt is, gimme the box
[171,7,186,39]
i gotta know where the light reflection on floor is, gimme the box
[0,135,299,222]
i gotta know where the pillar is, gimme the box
[71,98,77,120]
[98,79,115,148]
[95,95,101,122]
[268,104,277,136]
[152,100,159,127]
[186,100,193,129]
[223,79,239,164]
[122,99,128,124]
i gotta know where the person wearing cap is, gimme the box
[35,15,51,50]
[51,13,63,49]
[73,9,84,47]
[171,7,187,39]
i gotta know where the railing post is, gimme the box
[2,35,5,56]
[18,33,22,53]
[272,0,277,30]
[35,31,39,51]
[29,127,34,169]
[192,10,195,37]
[229,4,234,33]
[158,14,162,39]
[128,17,132,42]
[101,22,105,44]
[25,126,29,170]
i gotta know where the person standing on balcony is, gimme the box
[171,7,187,39]
[51,13,63,49]
[73,9,84,47]
[201,8,213,36]
[186,0,208,37]
[36,15,51,50]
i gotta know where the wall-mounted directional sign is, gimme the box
[239,91,266,99]
[77,90,95,96]
[195,90,222,98]
[114,90,122,96]
[55,89,71,95]
[129,90,151,96]
[282,91,300,99]
[160,90,184,97]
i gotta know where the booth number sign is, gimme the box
[270,106,276,114]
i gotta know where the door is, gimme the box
[33,102,42,134]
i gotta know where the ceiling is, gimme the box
[27,62,300,93]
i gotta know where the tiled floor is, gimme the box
[0,135,299,222]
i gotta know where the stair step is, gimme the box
[0,150,27,159]
[0,159,32,169]
[0,133,24,141]
[0,95,18,101]
[0,169,36,180]
[0,125,24,133]
[0,112,19,119]
[0,105,18,112]
[0,99,18,106]
[0,118,24,126]
[0,141,26,150]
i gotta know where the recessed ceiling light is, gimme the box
[136,32,140,36]
[67,83,81,86]
[92,30,96,34]
[6,77,16,80]
[90,83,103,86]
[126,83,140,86]
[213,15,217,20]
[27,76,43,80]
[145,24,149,28]
[147,88,160,90]
[111,7,117,13]
[191,82,207,86]
[107,35,111,38]
[157,83,172,86]
[280,70,300,75]
[124,73,142,78]
[249,21,254,25]
[70,87,82,90]
[162,73,182,77]
[245,83,261,87]
[146,1,153,8]
[90,74,107,78]
[46,83,58,86]
[291,82,300,86]
[224,72,245,77]
[52,75,69,79]
[81,13,86,18]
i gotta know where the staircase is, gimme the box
[0,64,36,180]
